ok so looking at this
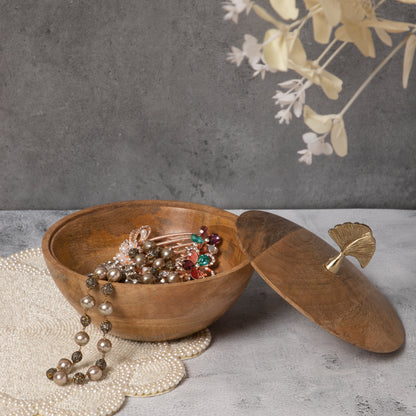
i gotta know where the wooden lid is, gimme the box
[236,210,405,353]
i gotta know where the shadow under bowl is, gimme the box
[42,200,254,341]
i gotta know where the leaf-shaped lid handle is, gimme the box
[325,222,376,274]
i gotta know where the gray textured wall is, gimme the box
[1,1,415,209]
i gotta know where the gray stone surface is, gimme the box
[0,2,415,210]
[0,209,415,415]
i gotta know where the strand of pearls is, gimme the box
[46,270,114,385]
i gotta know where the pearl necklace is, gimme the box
[46,273,114,385]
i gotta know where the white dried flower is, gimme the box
[275,109,292,124]
[227,46,245,66]
[222,0,253,24]
[242,34,263,67]
[297,132,333,165]
[273,78,308,122]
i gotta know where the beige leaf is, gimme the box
[374,27,392,47]
[320,0,341,26]
[270,0,299,20]
[340,1,365,22]
[303,0,338,43]
[304,105,334,134]
[253,4,284,29]
[288,34,307,65]
[289,60,342,99]
[366,18,410,33]
[312,11,333,44]
[345,24,375,57]
[403,34,416,89]
[289,61,318,83]
[330,117,348,157]
[320,69,343,99]
[263,29,288,71]
[335,25,349,42]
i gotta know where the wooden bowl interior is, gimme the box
[49,203,246,278]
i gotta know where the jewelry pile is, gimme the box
[97,224,222,285]
[46,225,221,386]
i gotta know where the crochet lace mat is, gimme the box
[0,248,211,416]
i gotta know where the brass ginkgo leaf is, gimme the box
[325,222,376,274]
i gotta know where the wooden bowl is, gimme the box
[42,200,253,341]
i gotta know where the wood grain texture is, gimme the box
[42,200,253,341]
[236,211,405,353]
[236,210,301,260]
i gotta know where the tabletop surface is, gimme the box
[0,209,415,416]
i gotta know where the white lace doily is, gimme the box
[0,248,211,416]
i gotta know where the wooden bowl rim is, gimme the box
[42,200,252,289]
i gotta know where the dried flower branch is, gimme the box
[223,0,416,164]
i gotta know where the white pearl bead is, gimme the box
[134,253,147,267]
[80,295,95,309]
[97,338,112,353]
[74,331,90,346]
[160,247,172,259]
[153,258,165,269]
[53,370,68,386]
[142,272,154,284]
[57,358,72,374]
[94,265,108,280]
[98,301,113,316]
[107,268,122,282]
[143,240,155,252]
[87,365,103,381]
[167,272,179,283]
